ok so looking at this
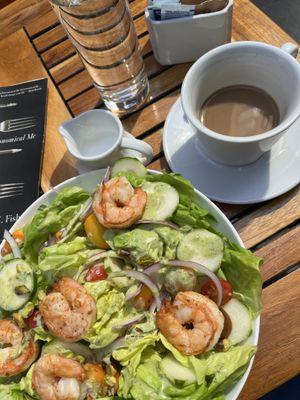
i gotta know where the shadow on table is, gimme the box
[49,151,77,188]
[252,0,300,42]
[260,375,300,400]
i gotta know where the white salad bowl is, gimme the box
[4,169,259,400]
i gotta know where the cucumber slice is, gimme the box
[141,181,179,220]
[177,229,223,272]
[160,355,196,384]
[0,259,34,312]
[111,157,147,177]
[222,298,252,345]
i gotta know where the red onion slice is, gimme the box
[38,234,56,253]
[103,166,112,183]
[88,250,121,264]
[96,337,126,361]
[149,301,157,314]
[112,313,145,331]
[135,220,179,230]
[79,198,93,222]
[109,270,161,310]
[3,230,22,259]
[145,260,223,306]
[143,262,163,275]
[80,202,93,222]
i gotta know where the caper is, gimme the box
[15,285,30,295]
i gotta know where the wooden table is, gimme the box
[0,1,299,398]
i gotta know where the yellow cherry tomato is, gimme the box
[132,285,153,311]
[84,363,106,387]
[55,230,63,241]
[84,213,110,249]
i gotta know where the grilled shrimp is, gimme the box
[32,354,85,400]
[39,277,96,342]
[93,176,147,228]
[156,291,224,355]
[0,319,39,377]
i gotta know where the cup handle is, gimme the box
[281,42,299,59]
[120,132,154,165]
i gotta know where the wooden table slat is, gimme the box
[123,88,180,136]
[148,156,170,171]
[59,69,93,101]
[50,54,84,84]
[0,0,51,40]
[257,224,300,282]
[138,34,153,57]
[239,269,300,400]
[234,187,300,249]
[41,39,76,69]
[68,87,100,116]
[33,24,66,53]
[129,0,147,18]
[25,9,58,38]
[143,128,163,157]
[233,0,297,46]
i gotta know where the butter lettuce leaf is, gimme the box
[23,186,90,263]
[0,365,38,399]
[19,365,37,399]
[113,333,159,398]
[33,325,53,343]
[113,228,164,266]
[221,242,263,318]
[84,283,140,349]
[152,225,183,260]
[129,349,207,400]
[159,335,256,400]
[37,237,89,284]
[128,337,256,399]
[0,383,25,400]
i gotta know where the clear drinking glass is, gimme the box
[49,0,149,113]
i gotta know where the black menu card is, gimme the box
[0,79,48,237]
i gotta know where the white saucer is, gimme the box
[163,98,300,204]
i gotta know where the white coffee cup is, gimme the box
[60,109,153,168]
[181,41,300,166]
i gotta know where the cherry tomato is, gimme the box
[25,309,41,329]
[85,264,108,282]
[200,279,233,305]
[84,214,110,249]
[132,285,153,311]
[2,229,24,256]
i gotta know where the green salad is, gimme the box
[0,157,262,400]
